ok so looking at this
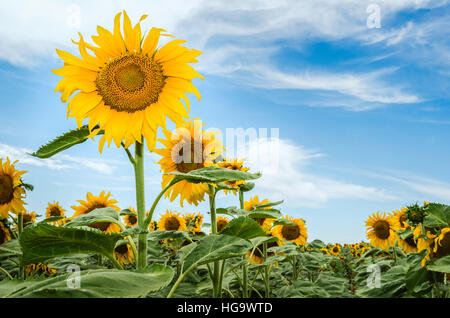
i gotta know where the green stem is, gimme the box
[239,191,244,209]
[167,266,194,298]
[263,242,270,297]
[208,185,220,297]
[107,254,124,270]
[134,141,147,270]
[18,213,24,279]
[144,180,177,227]
[0,266,13,280]
[239,190,248,297]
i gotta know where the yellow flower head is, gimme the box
[158,210,187,231]
[330,243,342,256]
[183,212,203,233]
[25,263,57,277]
[216,158,249,195]
[216,216,230,233]
[0,157,27,218]
[365,212,399,250]
[114,244,134,265]
[53,11,203,152]
[124,207,138,227]
[433,228,450,258]
[0,221,11,245]
[45,201,66,225]
[155,118,223,207]
[71,191,121,234]
[391,207,409,229]
[271,216,308,246]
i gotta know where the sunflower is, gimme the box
[124,207,138,227]
[391,207,409,230]
[158,210,187,231]
[271,216,308,246]
[71,191,121,234]
[25,263,56,277]
[149,220,158,232]
[320,248,330,255]
[216,158,249,195]
[114,244,134,265]
[398,236,418,253]
[433,228,450,259]
[365,212,398,250]
[216,216,230,233]
[45,201,66,225]
[53,11,203,152]
[246,239,279,265]
[14,211,38,231]
[0,221,11,245]
[360,246,371,256]
[330,243,341,256]
[155,118,223,207]
[0,157,27,218]
[244,196,274,232]
[183,212,203,234]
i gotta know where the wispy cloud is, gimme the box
[236,138,396,207]
[0,143,120,175]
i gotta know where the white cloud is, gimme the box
[0,142,119,175]
[236,138,395,207]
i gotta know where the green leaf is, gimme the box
[64,207,120,228]
[254,200,283,209]
[423,204,450,228]
[427,255,450,273]
[247,209,282,220]
[183,234,252,272]
[397,228,414,240]
[147,230,191,241]
[20,183,34,191]
[168,166,261,184]
[30,125,103,159]
[238,182,255,192]
[272,219,297,227]
[38,216,65,224]
[6,264,174,298]
[19,223,121,264]
[220,216,266,239]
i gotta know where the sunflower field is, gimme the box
[0,11,449,299]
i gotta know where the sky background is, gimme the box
[1,0,450,243]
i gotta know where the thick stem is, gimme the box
[134,141,147,270]
[208,185,220,297]
[239,191,244,209]
[263,242,270,297]
[239,190,248,297]
[18,213,24,279]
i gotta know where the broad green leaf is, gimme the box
[64,207,120,228]
[238,182,255,192]
[183,234,252,272]
[7,264,174,298]
[19,223,121,264]
[0,240,22,257]
[220,216,267,239]
[427,255,450,273]
[168,166,261,184]
[397,229,414,240]
[254,200,283,209]
[147,230,191,241]
[249,236,279,247]
[38,216,65,224]
[247,209,282,220]
[423,204,450,228]
[30,125,103,159]
[272,219,297,227]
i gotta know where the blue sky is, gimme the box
[1,0,450,243]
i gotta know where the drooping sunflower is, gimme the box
[114,244,134,265]
[330,243,341,256]
[271,216,308,246]
[391,207,409,230]
[216,158,249,195]
[124,207,138,227]
[433,227,450,259]
[365,212,399,250]
[245,239,279,265]
[183,212,203,234]
[53,11,203,152]
[0,221,11,245]
[0,157,27,218]
[155,118,223,207]
[158,210,187,231]
[216,216,230,233]
[45,201,66,225]
[71,191,121,234]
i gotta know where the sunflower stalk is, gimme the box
[208,185,220,297]
[238,190,249,298]
[263,242,270,297]
[18,212,24,279]
[133,141,147,270]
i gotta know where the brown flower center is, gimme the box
[175,141,205,173]
[373,220,390,240]
[164,216,181,231]
[127,215,137,225]
[95,53,165,113]
[435,232,450,258]
[49,207,62,217]
[0,225,7,244]
[0,174,14,205]
[281,225,300,241]
[115,244,129,254]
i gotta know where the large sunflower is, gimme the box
[329,243,342,256]
[155,118,223,207]
[0,221,11,245]
[71,191,121,234]
[271,216,308,246]
[45,201,66,225]
[0,157,27,218]
[216,158,249,195]
[53,11,203,152]
[391,207,409,230]
[114,244,134,265]
[157,210,187,231]
[365,212,398,250]
[433,227,450,259]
